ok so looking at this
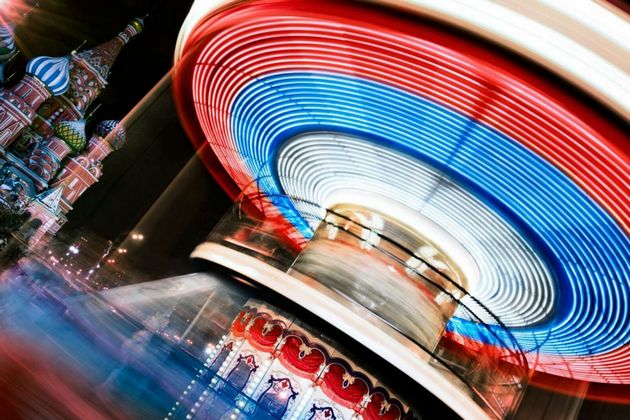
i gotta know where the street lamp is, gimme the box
[131,232,144,241]
[85,230,145,285]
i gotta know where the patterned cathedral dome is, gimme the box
[95,119,126,150]
[54,119,87,152]
[26,56,71,95]
[0,23,15,59]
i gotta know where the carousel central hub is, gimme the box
[288,204,466,352]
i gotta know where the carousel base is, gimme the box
[192,241,493,420]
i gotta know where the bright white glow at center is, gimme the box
[277,132,555,327]
[324,189,480,290]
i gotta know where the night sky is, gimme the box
[10,0,189,116]
[6,0,232,279]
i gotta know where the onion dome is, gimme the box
[54,119,87,152]
[26,56,71,95]
[0,23,15,86]
[95,119,126,150]
[0,23,15,60]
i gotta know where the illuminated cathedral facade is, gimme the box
[0,17,143,245]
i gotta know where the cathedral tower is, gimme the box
[0,15,143,247]
[52,119,126,214]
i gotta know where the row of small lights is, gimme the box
[166,335,233,420]
[166,334,300,419]
[43,232,146,293]
[288,386,317,420]
[165,327,374,419]
[48,232,144,266]
[115,233,145,258]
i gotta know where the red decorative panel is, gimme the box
[321,362,370,410]
[363,390,404,420]
[247,314,285,352]
[278,334,327,380]
[230,307,255,337]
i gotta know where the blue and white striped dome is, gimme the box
[26,56,70,96]
[0,23,15,59]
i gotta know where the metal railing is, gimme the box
[204,183,536,418]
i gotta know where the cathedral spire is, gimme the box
[76,18,144,83]
[61,18,144,115]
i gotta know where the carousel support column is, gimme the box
[286,205,464,353]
